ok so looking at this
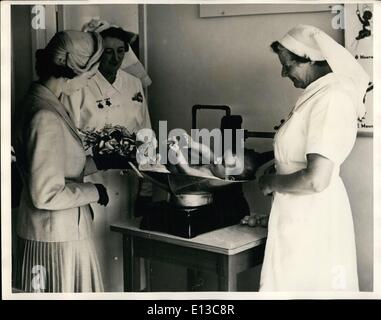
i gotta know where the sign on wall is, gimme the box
[344,3,373,134]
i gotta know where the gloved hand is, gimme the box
[263,163,276,175]
[92,153,133,170]
[134,196,154,217]
[94,183,109,206]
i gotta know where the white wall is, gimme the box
[62,4,138,34]
[146,5,342,133]
[145,4,373,291]
[341,136,373,291]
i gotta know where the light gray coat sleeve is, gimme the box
[26,110,99,210]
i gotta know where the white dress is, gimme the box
[61,69,151,291]
[63,69,151,133]
[260,73,359,291]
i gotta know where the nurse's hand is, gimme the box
[258,174,275,196]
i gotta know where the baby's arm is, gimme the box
[168,143,215,178]
[357,10,365,24]
[183,133,215,164]
[209,148,238,179]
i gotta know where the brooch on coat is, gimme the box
[96,98,112,109]
[274,110,294,131]
[273,119,285,131]
[132,92,143,103]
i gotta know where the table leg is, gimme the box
[144,259,152,292]
[217,255,238,291]
[187,269,196,291]
[123,235,135,291]
[187,269,205,291]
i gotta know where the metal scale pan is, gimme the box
[128,162,247,208]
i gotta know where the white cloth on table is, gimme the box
[259,73,359,291]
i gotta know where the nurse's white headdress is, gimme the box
[279,24,369,118]
[82,19,152,88]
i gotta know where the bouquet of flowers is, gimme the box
[80,124,138,160]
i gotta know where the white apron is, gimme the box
[61,69,151,291]
[260,73,359,292]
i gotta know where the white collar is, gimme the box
[93,69,123,96]
[294,73,337,111]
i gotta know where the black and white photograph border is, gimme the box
[1,0,380,300]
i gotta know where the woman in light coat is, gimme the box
[15,30,110,292]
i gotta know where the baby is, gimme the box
[166,133,270,181]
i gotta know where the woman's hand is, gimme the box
[258,174,275,196]
[264,164,276,175]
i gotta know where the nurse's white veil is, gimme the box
[82,19,152,88]
[279,24,369,119]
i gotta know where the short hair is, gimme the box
[100,27,135,50]
[35,49,76,80]
[270,40,329,67]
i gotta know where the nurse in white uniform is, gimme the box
[258,25,369,291]
[61,26,151,291]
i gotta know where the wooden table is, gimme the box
[110,219,267,291]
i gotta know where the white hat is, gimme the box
[279,24,369,118]
[82,19,152,88]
